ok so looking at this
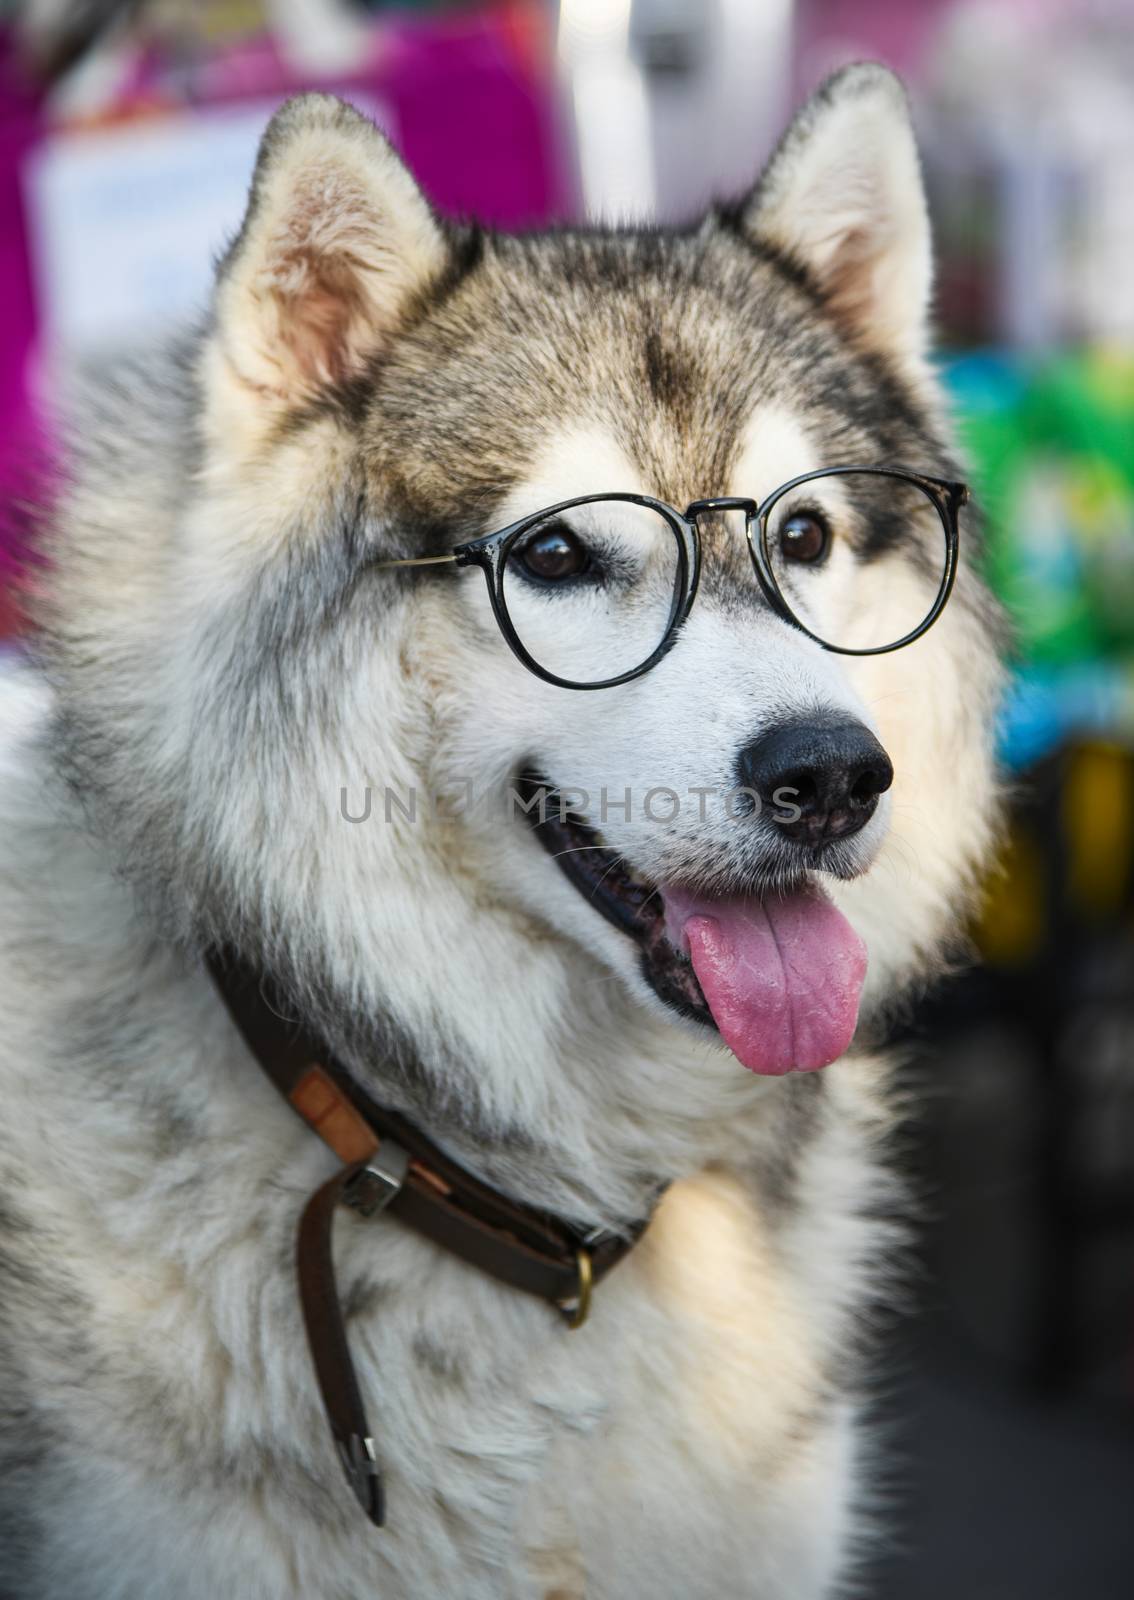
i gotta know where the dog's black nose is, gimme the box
[736,717,893,847]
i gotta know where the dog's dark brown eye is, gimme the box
[779,511,830,564]
[518,523,590,582]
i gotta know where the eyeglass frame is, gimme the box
[375,464,968,691]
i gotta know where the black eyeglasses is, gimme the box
[376,465,967,690]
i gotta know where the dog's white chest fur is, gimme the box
[8,1077,870,1598]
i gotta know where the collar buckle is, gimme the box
[559,1246,594,1331]
[343,1142,410,1217]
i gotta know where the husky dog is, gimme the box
[0,65,1000,1599]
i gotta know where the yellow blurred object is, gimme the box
[1062,742,1134,921]
[977,823,1046,968]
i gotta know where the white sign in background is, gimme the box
[23,96,391,360]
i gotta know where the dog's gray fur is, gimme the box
[0,66,1001,1597]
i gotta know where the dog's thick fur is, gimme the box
[0,67,1001,1598]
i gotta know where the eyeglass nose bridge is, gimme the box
[683,496,759,521]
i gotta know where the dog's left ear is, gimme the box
[207,94,448,418]
[742,64,931,369]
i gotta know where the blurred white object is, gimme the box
[637,0,793,222]
[558,0,794,225]
[24,95,390,363]
[270,0,375,77]
[559,0,656,221]
[26,105,279,357]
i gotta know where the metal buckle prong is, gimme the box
[336,1432,385,1524]
[343,1141,410,1218]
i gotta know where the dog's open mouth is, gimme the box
[518,776,869,1076]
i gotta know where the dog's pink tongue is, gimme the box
[663,884,867,1075]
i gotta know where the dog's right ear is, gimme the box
[740,64,932,372]
[205,94,447,435]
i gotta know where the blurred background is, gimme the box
[1,0,1132,1592]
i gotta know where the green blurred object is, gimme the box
[948,350,1134,664]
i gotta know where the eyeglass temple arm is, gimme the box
[372,554,459,570]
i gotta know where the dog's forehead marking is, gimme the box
[498,426,645,523]
[729,407,820,504]
[505,404,819,526]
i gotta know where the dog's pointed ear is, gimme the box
[741,65,931,367]
[209,94,447,413]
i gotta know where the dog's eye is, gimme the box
[779,510,831,564]
[517,523,590,582]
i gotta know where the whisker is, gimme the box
[529,811,591,833]
[591,854,632,897]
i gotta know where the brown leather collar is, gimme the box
[206,951,655,1527]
